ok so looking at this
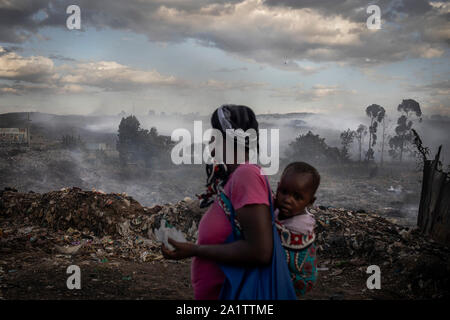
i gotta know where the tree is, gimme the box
[380,116,390,167]
[389,99,422,162]
[289,131,342,164]
[138,126,173,167]
[355,124,368,162]
[340,129,355,161]
[365,104,385,161]
[117,115,141,165]
[117,115,174,167]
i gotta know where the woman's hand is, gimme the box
[161,237,198,260]
[191,204,273,266]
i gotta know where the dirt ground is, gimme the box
[1,250,193,300]
[1,248,404,300]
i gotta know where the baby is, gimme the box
[274,161,320,296]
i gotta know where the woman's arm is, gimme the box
[162,203,273,266]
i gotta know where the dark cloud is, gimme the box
[264,0,369,21]
[263,0,434,22]
[0,0,56,43]
[48,54,76,62]
[0,0,448,69]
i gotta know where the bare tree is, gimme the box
[389,99,422,162]
[355,124,368,162]
[340,129,356,161]
[365,104,386,161]
[380,116,391,167]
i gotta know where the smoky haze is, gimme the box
[0,110,449,227]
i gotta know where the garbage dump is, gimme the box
[0,187,205,263]
[1,187,449,299]
[154,219,187,251]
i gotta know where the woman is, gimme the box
[162,104,292,300]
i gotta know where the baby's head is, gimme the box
[275,162,320,219]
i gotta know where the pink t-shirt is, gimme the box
[191,163,271,300]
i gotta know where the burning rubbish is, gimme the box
[0,187,204,263]
[1,187,449,299]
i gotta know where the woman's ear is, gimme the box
[309,196,316,206]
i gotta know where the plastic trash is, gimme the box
[388,185,402,193]
[54,244,82,255]
[317,267,329,271]
[154,219,186,251]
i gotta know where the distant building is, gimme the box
[86,143,107,151]
[85,142,118,158]
[0,128,28,144]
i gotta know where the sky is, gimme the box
[0,0,449,117]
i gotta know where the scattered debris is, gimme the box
[311,206,450,298]
[1,187,449,299]
[54,244,82,255]
[388,185,403,194]
[0,187,205,263]
[154,219,187,251]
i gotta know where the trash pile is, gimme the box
[312,206,450,298]
[0,187,205,263]
[314,205,449,263]
[1,187,148,237]
[1,187,449,298]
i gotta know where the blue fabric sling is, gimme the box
[218,175,297,300]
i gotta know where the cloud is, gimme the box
[0,82,57,95]
[0,46,56,83]
[1,0,448,70]
[360,68,407,82]
[60,61,182,91]
[263,0,435,22]
[0,46,186,94]
[0,46,270,95]
[409,79,450,96]
[48,54,76,62]
[269,83,354,101]
[214,67,248,72]
[405,79,450,115]
[201,78,267,91]
[0,0,58,43]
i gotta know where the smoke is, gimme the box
[0,110,448,226]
